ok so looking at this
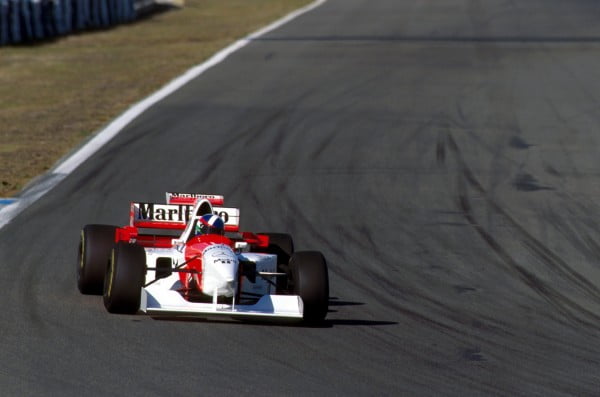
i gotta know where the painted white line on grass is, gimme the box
[0,0,327,230]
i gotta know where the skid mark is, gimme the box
[447,133,600,328]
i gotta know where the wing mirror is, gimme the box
[234,241,249,252]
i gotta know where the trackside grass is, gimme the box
[0,0,311,197]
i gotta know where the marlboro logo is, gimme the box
[134,203,193,223]
[166,192,224,205]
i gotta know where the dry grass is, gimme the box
[0,0,310,197]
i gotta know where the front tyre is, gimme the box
[289,251,329,324]
[77,224,117,295]
[103,242,146,314]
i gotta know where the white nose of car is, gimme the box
[201,244,239,297]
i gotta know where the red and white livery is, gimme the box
[77,192,329,323]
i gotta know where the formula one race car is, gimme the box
[77,193,329,323]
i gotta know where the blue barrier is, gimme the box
[0,0,138,45]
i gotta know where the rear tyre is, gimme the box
[289,251,329,324]
[103,242,146,314]
[77,224,117,295]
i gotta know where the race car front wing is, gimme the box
[139,277,304,322]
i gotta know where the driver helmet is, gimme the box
[195,214,225,236]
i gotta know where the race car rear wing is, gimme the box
[130,195,240,232]
[165,192,224,206]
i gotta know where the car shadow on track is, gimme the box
[321,297,398,328]
[327,297,364,307]
[148,297,397,328]
[150,317,397,328]
[324,319,397,326]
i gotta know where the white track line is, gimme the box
[0,0,327,229]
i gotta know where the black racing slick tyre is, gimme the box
[260,233,294,292]
[289,251,329,324]
[77,224,117,295]
[103,242,146,314]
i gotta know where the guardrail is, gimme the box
[0,0,179,45]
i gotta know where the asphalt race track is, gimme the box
[3,0,600,395]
